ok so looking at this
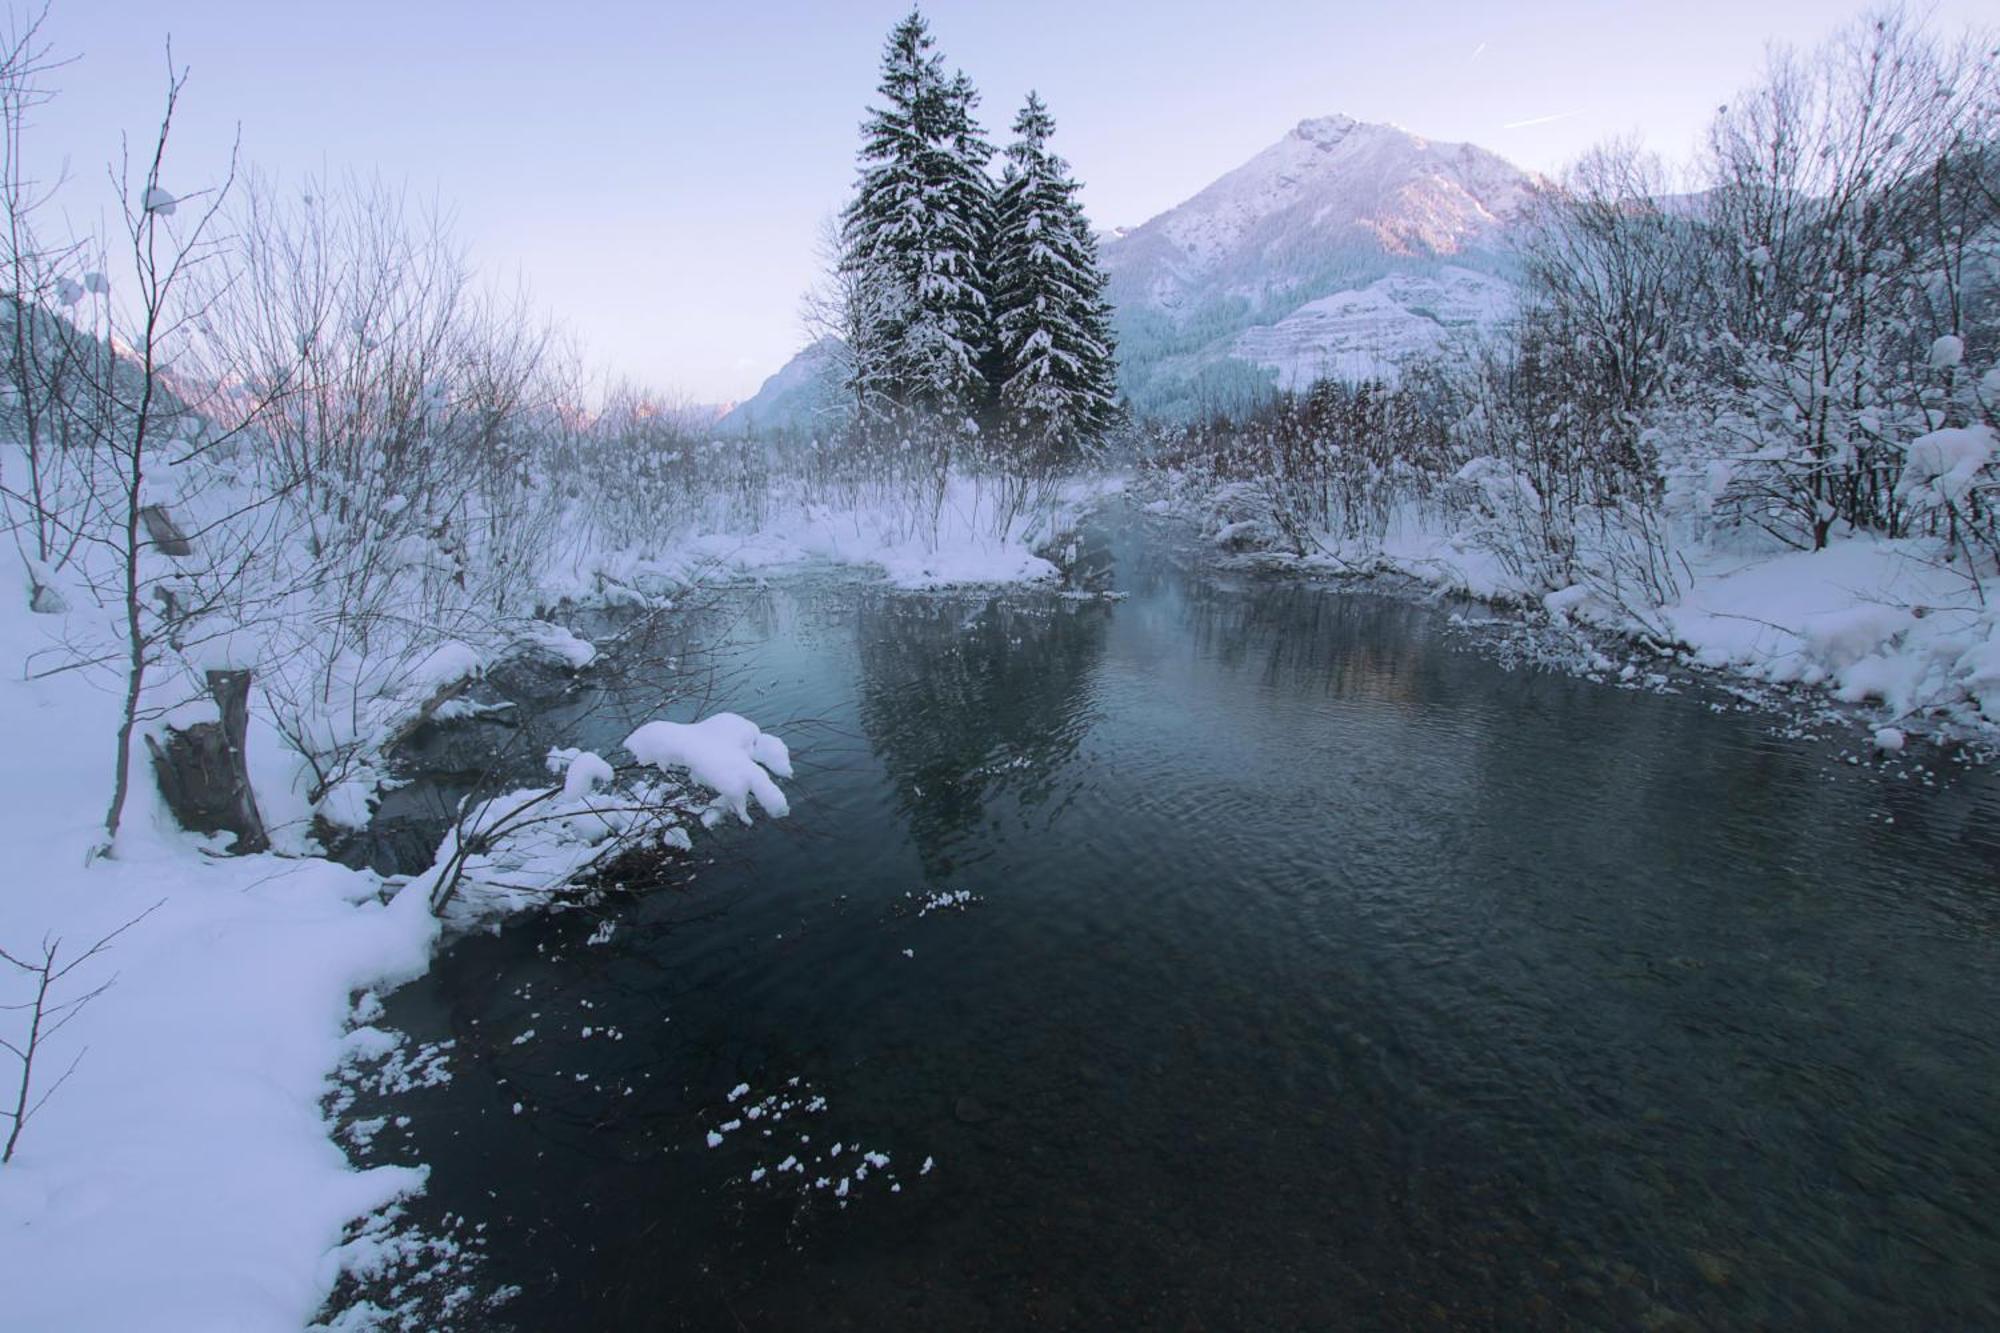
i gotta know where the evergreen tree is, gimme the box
[838,11,993,428]
[989,92,1120,465]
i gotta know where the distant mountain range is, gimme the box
[720,114,1535,432]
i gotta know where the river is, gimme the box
[337,509,2000,1330]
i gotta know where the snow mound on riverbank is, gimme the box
[1658,540,2000,723]
[627,713,793,824]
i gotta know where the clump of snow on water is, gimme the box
[556,748,615,801]
[315,1199,519,1333]
[513,619,598,670]
[407,771,699,923]
[704,1076,925,1214]
[329,1024,455,1107]
[625,712,792,825]
[406,711,790,923]
[906,887,980,917]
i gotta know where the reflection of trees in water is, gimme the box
[855,591,1109,876]
[1181,578,1434,707]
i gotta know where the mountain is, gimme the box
[1102,114,1535,415]
[713,337,845,437]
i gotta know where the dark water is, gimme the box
[349,514,2000,1330]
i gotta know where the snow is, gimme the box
[1649,538,1997,723]
[559,750,614,801]
[1928,334,1965,370]
[409,640,484,693]
[515,620,598,671]
[1897,425,1994,510]
[141,185,179,215]
[555,473,1104,598]
[625,713,793,824]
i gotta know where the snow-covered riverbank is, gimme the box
[0,588,441,1329]
[1143,485,2000,746]
[547,474,1111,601]
[0,476,1087,1330]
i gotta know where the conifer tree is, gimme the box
[838,11,993,427]
[989,92,1120,465]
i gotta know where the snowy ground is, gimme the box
[0,581,443,1330]
[548,474,1111,603]
[0,616,795,1330]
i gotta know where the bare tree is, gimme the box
[1703,7,1998,548]
[0,902,159,1164]
[65,51,305,854]
[0,3,93,608]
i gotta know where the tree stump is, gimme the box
[138,504,192,557]
[146,669,270,854]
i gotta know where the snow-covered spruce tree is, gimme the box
[837,11,993,434]
[989,92,1119,472]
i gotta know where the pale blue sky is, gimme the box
[26,1,1995,402]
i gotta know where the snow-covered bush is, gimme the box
[419,714,792,919]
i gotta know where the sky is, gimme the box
[23,0,1997,404]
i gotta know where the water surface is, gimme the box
[347,513,2000,1330]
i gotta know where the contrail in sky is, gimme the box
[1503,110,1577,130]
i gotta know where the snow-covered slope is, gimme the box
[714,337,844,438]
[1233,264,1515,389]
[1104,115,1535,415]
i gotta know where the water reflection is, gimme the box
[854,590,1108,877]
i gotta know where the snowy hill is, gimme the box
[714,337,845,437]
[1103,115,1534,415]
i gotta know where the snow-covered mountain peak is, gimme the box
[1291,113,1359,147]
[1116,115,1530,290]
[1100,115,1534,415]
